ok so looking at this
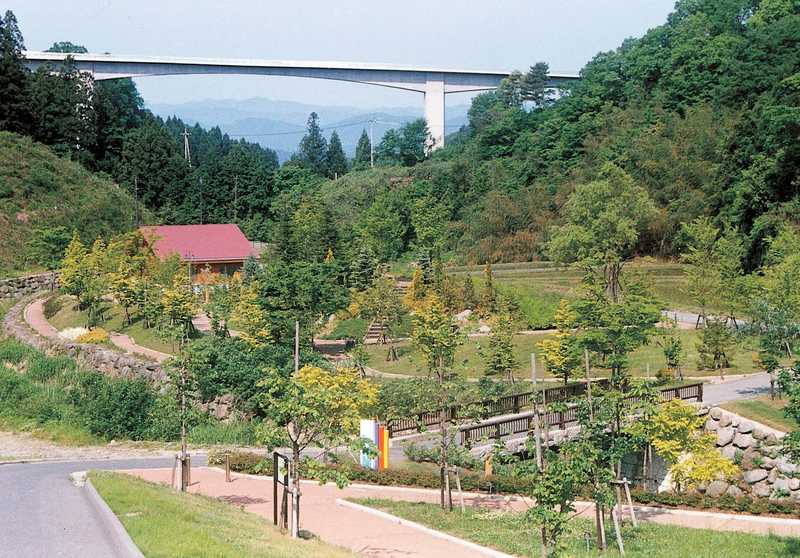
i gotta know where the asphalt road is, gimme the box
[702,372,772,406]
[0,455,206,558]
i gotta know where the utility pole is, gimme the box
[369,119,375,168]
[182,127,192,166]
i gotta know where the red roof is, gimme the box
[139,224,254,263]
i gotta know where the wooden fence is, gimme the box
[459,382,704,448]
[387,378,610,438]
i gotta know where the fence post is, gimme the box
[698,383,704,402]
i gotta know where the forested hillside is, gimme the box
[0,132,144,272]
[0,0,797,274]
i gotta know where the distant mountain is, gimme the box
[148,98,470,161]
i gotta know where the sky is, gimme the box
[6,0,677,108]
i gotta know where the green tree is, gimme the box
[521,62,553,107]
[296,112,328,175]
[461,273,477,310]
[357,275,407,360]
[45,41,87,53]
[537,299,580,385]
[547,163,658,301]
[326,130,348,178]
[482,308,517,383]
[60,232,88,300]
[376,119,428,166]
[353,128,372,169]
[681,217,721,327]
[696,317,736,372]
[778,362,800,463]
[0,10,30,134]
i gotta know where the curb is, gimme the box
[336,498,516,558]
[83,476,145,558]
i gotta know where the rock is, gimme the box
[719,413,732,428]
[790,478,800,491]
[733,433,754,449]
[740,449,762,470]
[710,407,723,420]
[697,405,710,416]
[779,462,797,476]
[706,480,730,498]
[752,481,772,498]
[762,458,776,470]
[721,445,739,460]
[774,478,791,492]
[725,485,744,499]
[731,416,741,428]
[753,428,768,441]
[454,309,473,322]
[716,427,735,446]
[706,419,719,432]
[769,468,780,483]
[478,325,491,334]
[738,421,754,434]
[766,433,779,445]
[743,469,768,484]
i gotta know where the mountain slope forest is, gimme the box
[0,0,798,274]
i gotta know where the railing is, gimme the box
[459,382,703,448]
[387,378,610,438]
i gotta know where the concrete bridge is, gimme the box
[22,51,579,149]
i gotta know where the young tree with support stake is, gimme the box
[255,352,377,537]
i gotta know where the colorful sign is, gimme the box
[359,419,389,470]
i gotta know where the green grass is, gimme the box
[722,396,795,432]
[365,329,766,379]
[48,295,181,355]
[320,317,369,340]
[90,471,352,558]
[354,498,800,558]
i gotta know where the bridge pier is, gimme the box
[424,74,445,151]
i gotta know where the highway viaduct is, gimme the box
[22,51,579,149]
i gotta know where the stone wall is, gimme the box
[0,272,59,299]
[2,295,165,383]
[703,406,796,501]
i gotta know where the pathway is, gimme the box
[703,372,771,405]
[23,295,172,363]
[127,467,491,557]
[127,466,800,547]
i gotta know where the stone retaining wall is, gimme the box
[702,406,796,501]
[2,295,166,383]
[0,272,59,299]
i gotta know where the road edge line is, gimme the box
[335,498,516,558]
[84,476,145,558]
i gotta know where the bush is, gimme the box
[0,369,35,407]
[142,392,183,441]
[76,328,110,344]
[43,295,64,319]
[78,374,156,440]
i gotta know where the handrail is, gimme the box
[458,382,704,448]
[387,378,611,438]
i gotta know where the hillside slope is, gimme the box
[0,132,145,273]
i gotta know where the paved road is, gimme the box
[702,372,772,406]
[0,456,206,558]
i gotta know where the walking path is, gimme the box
[23,296,172,363]
[126,466,800,553]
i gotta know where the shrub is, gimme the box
[76,328,110,344]
[78,375,156,440]
[142,392,183,441]
[0,369,35,407]
[189,420,258,446]
[27,354,74,383]
[0,339,33,364]
[43,295,64,319]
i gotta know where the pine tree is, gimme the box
[462,273,477,310]
[326,130,348,178]
[296,112,328,176]
[0,11,31,134]
[353,128,372,169]
[349,242,378,290]
[480,263,496,315]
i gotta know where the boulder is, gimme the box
[774,478,791,493]
[752,481,772,498]
[710,407,723,420]
[705,419,719,432]
[733,433,754,449]
[790,478,800,491]
[762,458,776,470]
[478,325,491,334]
[753,428,768,441]
[725,485,744,499]
[454,309,473,322]
[738,421,754,434]
[697,404,710,416]
[779,462,797,476]
[721,445,739,460]
[768,467,780,483]
[731,416,740,428]
[740,449,762,470]
[766,433,780,445]
[719,413,732,428]
[706,480,730,498]
[716,427,735,446]
[743,469,768,484]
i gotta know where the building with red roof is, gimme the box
[139,224,256,277]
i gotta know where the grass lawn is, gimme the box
[452,260,721,327]
[90,471,351,558]
[354,498,800,558]
[365,329,766,379]
[47,295,182,355]
[722,396,795,432]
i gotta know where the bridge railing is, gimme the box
[459,382,704,448]
[387,378,610,438]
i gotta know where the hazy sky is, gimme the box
[7,0,676,108]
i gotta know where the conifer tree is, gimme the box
[0,10,30,133]
[353,128,372,169]
[326,130,348,178]
[296,112,328,176]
